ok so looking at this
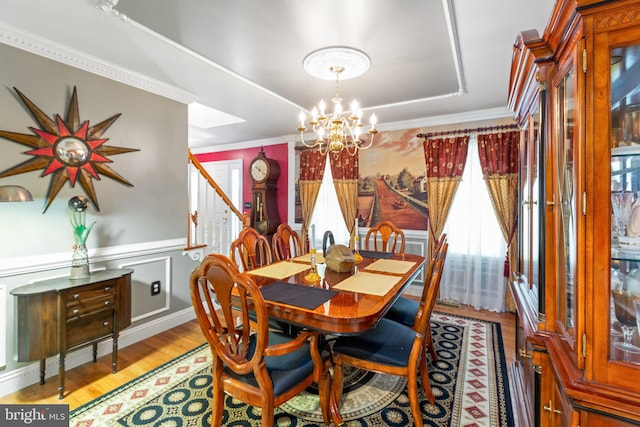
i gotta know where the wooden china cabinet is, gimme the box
[509,0,640,425]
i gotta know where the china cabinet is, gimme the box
[509,0,640,425]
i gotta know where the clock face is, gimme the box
[250,158,268,182]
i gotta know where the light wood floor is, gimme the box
[0,303,515,411]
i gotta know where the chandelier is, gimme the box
[297,47,378,156]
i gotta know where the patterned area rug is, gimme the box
[70,312,513,426]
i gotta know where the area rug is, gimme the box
[70,312,513,426]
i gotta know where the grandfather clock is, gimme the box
[249,148,281,236]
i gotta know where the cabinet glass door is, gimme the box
[556,67,577,342]
[610,43,640,364]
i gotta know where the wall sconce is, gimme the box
[0,185,33,202]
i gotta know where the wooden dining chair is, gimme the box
[229,226,272,272]
[190,253,332,427]
[331,252,446,427]
[322,230,335,257]
[272,223,303,261]
[364,220,405,253]
[384,233,448,362]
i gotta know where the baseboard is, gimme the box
[0,307,196,398]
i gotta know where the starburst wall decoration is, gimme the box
[0,87,139,213]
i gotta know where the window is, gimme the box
[309,160,349,249]
[440,135,508,312]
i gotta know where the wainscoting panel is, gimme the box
[119,256,172,322]
[0,285,5,370]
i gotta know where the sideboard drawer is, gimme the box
[67,311,114,349]
[66,282,116,319]
[66,294,115,319]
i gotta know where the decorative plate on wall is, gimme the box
[0,86,139,213]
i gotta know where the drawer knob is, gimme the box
[103,321,110,327]
[104,287,111,292]
[104,301,110,306]
[73,294,80,299]
[73,309,79,315]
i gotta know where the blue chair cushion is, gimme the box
[224,331,327,396]
[332,318,416,367]
[384,296,419,327]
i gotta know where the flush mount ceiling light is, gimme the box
[298,47,378,157]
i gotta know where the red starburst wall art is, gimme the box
[0,86,139,213]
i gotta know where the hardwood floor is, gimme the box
[0,304,515,411]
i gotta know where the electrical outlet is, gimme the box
[151,280,161,296]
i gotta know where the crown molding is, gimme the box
[0,23,196,105]
[380,107,515,131]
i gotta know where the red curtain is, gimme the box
[477,131,519,175]
[299,150,327,180]
[424,135,469,179]
[477,130,520,311]
[328,149,358,179]
[422,135,470,260]
[329,150,359,245]
[299,150,328,250]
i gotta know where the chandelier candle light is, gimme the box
[298,47,378,156]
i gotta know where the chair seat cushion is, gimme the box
[332,318,416,367]
[225,331,328,396]
[384,296,419,327]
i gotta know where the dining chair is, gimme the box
[384,233,448,362]
[272,223,303,261]
[330,252,446,427]
[229,226,272,272]
[322,230,335,257]
[190,253,332,427]
[364,220,405,253]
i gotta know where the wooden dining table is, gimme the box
[246,251,426,335]
[244,250,425,425]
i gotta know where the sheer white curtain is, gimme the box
[309,160,350,249]
[439,135,508,312]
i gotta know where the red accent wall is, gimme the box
[194,143,289,223]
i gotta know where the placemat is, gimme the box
[363,259,416,275]
[358,250,394,259]
[332,272,401,296]
[293,252,326,264]
[260,281,337,309]
[248,262,310,280]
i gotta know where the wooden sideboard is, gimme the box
[11,269,132,399]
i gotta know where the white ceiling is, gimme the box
[0,0,555,150]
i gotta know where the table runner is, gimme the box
[247,262,310,280]
[332,272,401,296]
[362,259,416,275]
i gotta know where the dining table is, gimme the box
[245,250,426,335]
[244,249,425,426]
